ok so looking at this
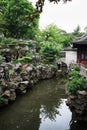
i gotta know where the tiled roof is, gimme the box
[73,34,87,43]
[63,46,77,51]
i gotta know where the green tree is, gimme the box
[0,13,5,35]
[0,0,9,13]
[0,0,9,35]
[0,0,39,39]
[35,24,72,47]
[40,41,61,64]
[72,25,84,37]
[35,24,62,42]
[58,33,73,47]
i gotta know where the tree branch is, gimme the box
[35,0,72,13]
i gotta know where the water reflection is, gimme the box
[70,121,87,130]
[0,79,87,130]
[39,99,71,130]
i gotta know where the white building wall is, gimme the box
[66,51,77,67]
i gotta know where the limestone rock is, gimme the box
[9,91,16,101]
[4,90,10,97]
[77,90,87,96]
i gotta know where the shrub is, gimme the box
[69,70,81,79]
[40,42,61,64]
[13,53,33,64]
[17,56,33,64]
[72,65,80,71]
[67,65,87,94]
[68,77,87,94]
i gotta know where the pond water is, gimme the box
[0,78,87,130]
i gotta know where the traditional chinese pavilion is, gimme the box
[73,35,87,66]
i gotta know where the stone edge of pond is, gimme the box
[66,88,87,122]
[0,63,66,108]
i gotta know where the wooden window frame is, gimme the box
[81,52,87,60]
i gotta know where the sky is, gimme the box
[29,0,87,33]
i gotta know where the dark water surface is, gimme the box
[0,79,87,130]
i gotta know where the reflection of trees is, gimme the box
[37,79,65,121]
[0,78,66,130]
[40,100,62,121]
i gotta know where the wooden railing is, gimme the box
[80,64,87,79]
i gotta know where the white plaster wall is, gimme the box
[66,51,77,67]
